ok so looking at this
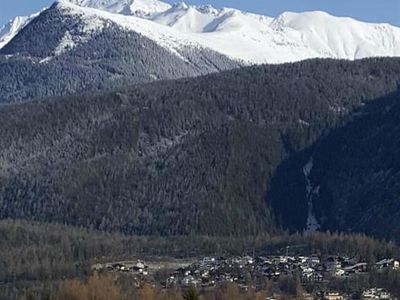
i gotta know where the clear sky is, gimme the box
[1,0,400,28]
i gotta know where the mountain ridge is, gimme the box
[66,0,172,16]
[0,1,241,104]
[0,11,43,49]
[1,0,400,64]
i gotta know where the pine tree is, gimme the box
[182,285,199,300]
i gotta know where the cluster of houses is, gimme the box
[92,255,399,299]
[362,288,394,300]
[163,255,399,288]
[301,289,395,300]
[92,260,149,276]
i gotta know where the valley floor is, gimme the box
[2,219,400,300]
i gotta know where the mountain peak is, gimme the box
[172,2,188,10]
[271,10,356,30]
[64,0,171,16]
[0,11,42,49]
[1,0,400,64]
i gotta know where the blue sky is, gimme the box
[1,0,400,27]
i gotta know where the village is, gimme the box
[92,254,400,299]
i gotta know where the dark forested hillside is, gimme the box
[1,58,400,237]
[0,2,240,104]
[268,90,400,237]
[294,90,400,240]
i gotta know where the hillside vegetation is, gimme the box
[309,90,400,238]
[0,58,400,237]
[2,219,399,300]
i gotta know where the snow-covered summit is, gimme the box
[269,10,400,59]
[1,0,400,64]
[151,2,273,34]
[0,11,42,49]
[64,0,171,17]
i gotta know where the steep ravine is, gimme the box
[303,157,321,233]
[269,89,400,241]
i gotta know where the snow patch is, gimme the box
[329,105,347,114]
[39,56,53,64]
[298,119,310,126]
[55,31,76,55]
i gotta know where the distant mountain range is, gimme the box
[0,1,241,103]
[0,0,400,103]
[2,0,400,64]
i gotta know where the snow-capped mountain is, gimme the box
[67,0,171,17]
[151,3,273,34]
[0,1,240,104]
[1,0,399,64]
[0,11,42,49]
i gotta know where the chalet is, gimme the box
[343,262,368,274]
[302,293,315,300]
[307,256,321,267]
[325,257,341,272]
[363,288,393,299]
[324,292,344,300]
[301,267,323,282]
[182,275,198,286]
[334,269,345,277]
[376,259,400,270]
[91,263,103,272]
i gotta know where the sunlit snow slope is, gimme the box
[0,12,42,49]
[67,0,171,16]
[1,0,400,64]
